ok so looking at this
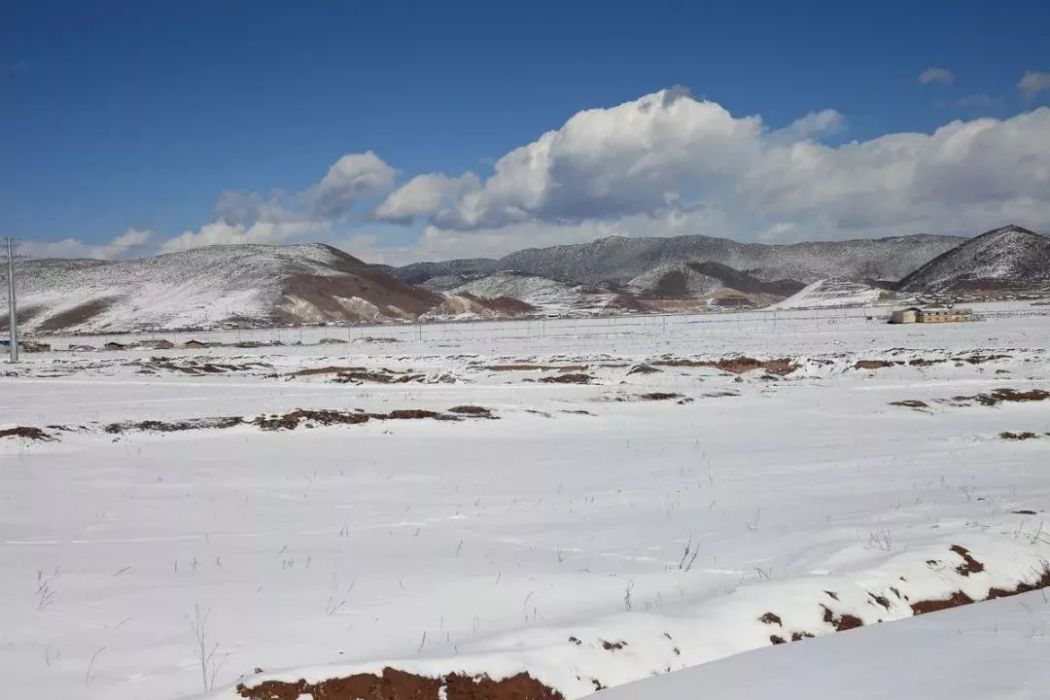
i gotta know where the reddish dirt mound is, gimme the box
[236,668,563,700]
[654,357,797,376]
[0,426,52,441]
[854,360,898,370]
[538,373,593,384]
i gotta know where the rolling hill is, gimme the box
[1,243,442,334]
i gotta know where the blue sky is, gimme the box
[2,0,1048,262]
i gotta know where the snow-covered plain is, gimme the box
[2,303,1049,699]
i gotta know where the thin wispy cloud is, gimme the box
[918,67,954,85]
[1018,71,1050,100]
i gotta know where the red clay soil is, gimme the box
[236,667,563,700]
[910,591,976,615]
[950,545,986,576]
[820,605,863,631]
[0,426,52,441]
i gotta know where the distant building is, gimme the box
[889,307,921,324]
[104,341,127,351]
[69,344,96,352]
[183,339,208,349]
[146,339,175,350]
[22,341,51,353]
[890,306,975,324]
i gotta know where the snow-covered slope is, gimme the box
[599,591,1050,700]
[1,244,442,333]
[772,278,891,309]
[450,270,648,315]
[898,225,1050,294]
[626,263,723,299]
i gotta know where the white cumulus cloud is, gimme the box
[373,172,480,223]
[310,151,396,220]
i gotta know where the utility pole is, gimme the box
[5,237,18,363]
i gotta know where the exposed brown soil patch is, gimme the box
[254,410,371,431]
[332,370,426,384]
[131,358,272,376]
[948,388,1050,407]
[759,612,782,626]
[950,545,985,575]
[600,640,627,651]
[890,399,929,410]
[987,567,1050,599]
[291,365,367,377]
[236,667,563,700]
[448,406,497,418]
[538,373,593,384]
[36,297,118,332]
[654,357,797,376]
[1000,431,1039,440]
[769,635,786,645]
[910,591,975,615]
[821,605,863,631]
[854,360,898,370]
[0,426,53,441]
[637,392,683,401]
[105,417,245,434]
[104,406,495,436]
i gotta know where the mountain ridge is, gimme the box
[380,232,966,286]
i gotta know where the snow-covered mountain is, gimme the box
[381,233,964,286]
[1,243,442,334]
[897,225,1050,294]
